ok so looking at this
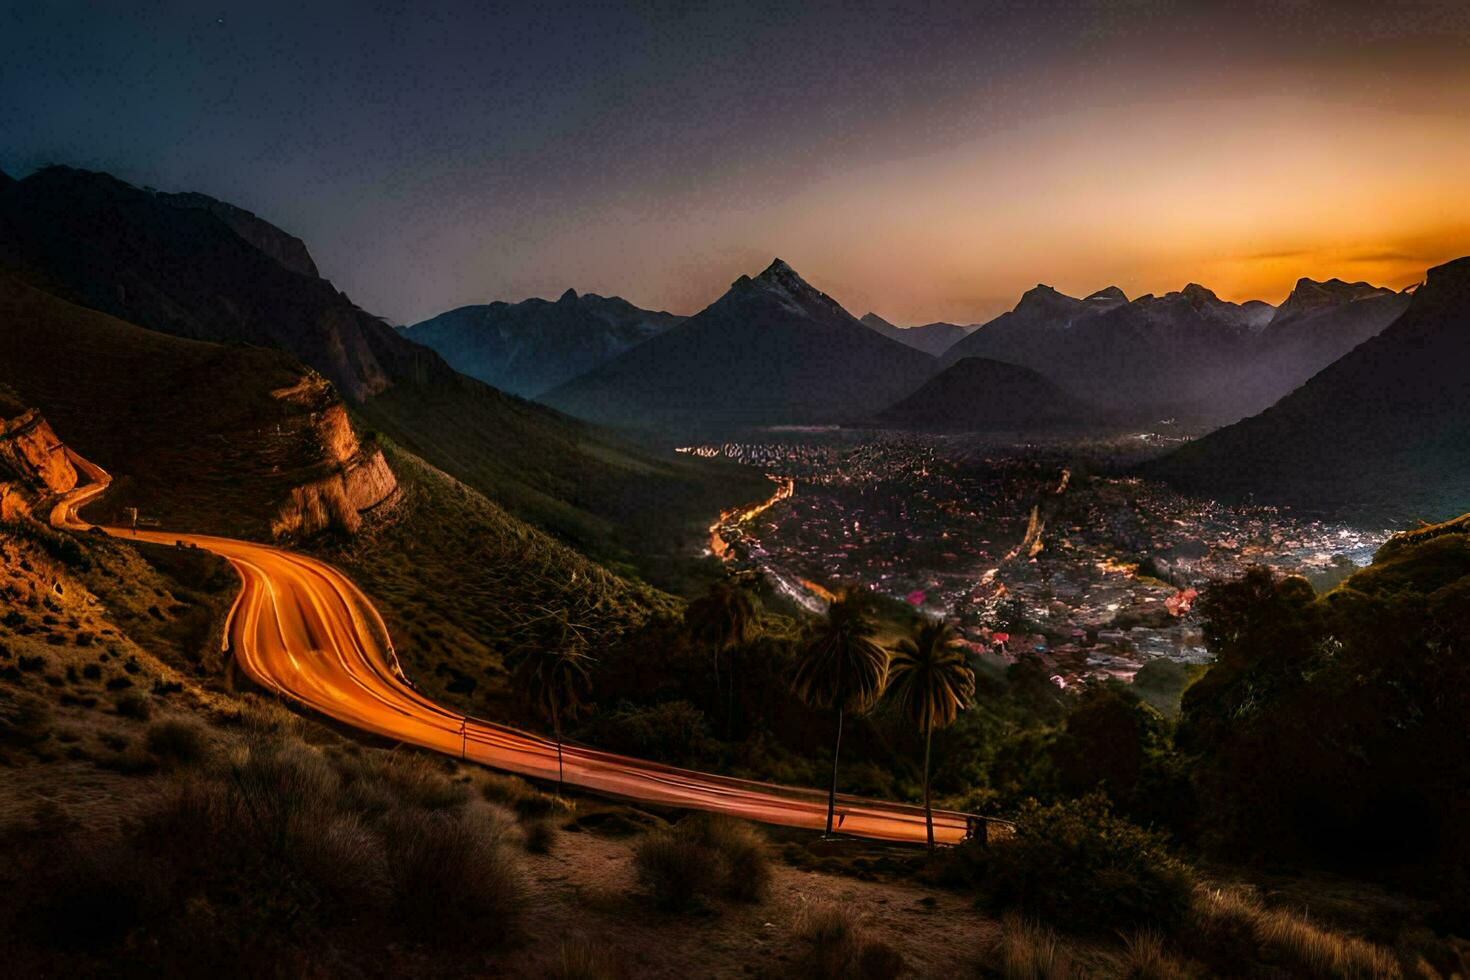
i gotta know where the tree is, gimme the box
[887,619,975,846]
[684,575,762,736]
[791,587,891,836]
[512,638,593,792]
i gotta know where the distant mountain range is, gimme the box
[0,166,762,568]
[872,356,1089,431]
[543,259,936,428]
[859,313,974,356]
[1148,256,1470,525]
[940,279,1406,424]
[401,291,684,397]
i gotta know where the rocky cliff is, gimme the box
[0,409,79,518]
[266,379,398,538]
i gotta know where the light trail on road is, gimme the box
[53,466,971,844]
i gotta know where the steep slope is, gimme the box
[859,313,971,356]
[872,356,1091,431]
[0,276,395,540]
[401,289,683,397]
[543,259,937,427]
[0,166,761,567]
[1237,278,1411,410]
[1148,256,1470,524]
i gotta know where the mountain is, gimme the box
[939,284,1130,367]
[872,356,1090,431]
[1148,256,1470,524]
[401,290,683,397]
[936,276,1404,424]
[543,259,937,428]
[1236,278,1412,411]
[0,166,763,570]
[859,313,971,356]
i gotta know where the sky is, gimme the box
[3,0,1469,325]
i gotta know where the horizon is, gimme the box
[4,1,1468,325]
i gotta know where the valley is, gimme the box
[695,430,1389,687]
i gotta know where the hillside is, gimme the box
[402,290,683,397]
[0,166,762,570]
[0,276,394,540]
[872,356,1091,431]
[544,259,937,428]
[859,313,971,356]
[1148,256,1470,524]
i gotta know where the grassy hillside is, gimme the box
[313,443,676,717]
[0,276,357,539]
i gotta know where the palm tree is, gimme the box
[684,576,762,735]
[513,638,593,792]
[792,587,891,836]
[888,619,976,847]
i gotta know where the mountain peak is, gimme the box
[557,287,579,304]
[1086,286,1128,303]
[1181,283,1219,303]
[861,312,896,329]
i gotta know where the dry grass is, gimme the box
[10,720,524,972]
[988,914,1074,980]
[1117,930,1195,979]
[546,938,625,980]
[633,812,770,911]
[793,900,907,980]
[1191,885,1404,979]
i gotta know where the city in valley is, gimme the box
[692,431,1387,687]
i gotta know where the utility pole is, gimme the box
[128,507,138,534]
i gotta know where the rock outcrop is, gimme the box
[267,380,398,538]
[0,409,79,518]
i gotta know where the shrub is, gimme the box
[792,902,905,980]
[523,818,556,854]
[382,804,520,947]
[114,692,152,720]
[143,718,211,766]
[577,700,716,767]
[0,689,50,745]
[633,813,770,910]
[974,796,1194,935]
[987,914,1073,980]
[26,728,525,971]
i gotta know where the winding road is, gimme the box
[52,462,971,844]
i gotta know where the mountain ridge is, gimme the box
[543,258,937,428]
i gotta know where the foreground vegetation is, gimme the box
[4,485,1468,975]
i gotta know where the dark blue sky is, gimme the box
[4,1,1468,324]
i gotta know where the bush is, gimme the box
[383,804,520,947]
[143,718,211,766]
[523,818,556,854]
[792,902,905,980]
[986,914,1073,980]
[973,796,1194,935]
[577,700,716,768]
[24,728,524,970]
[114,692,152,720]
[633,813,770,910]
